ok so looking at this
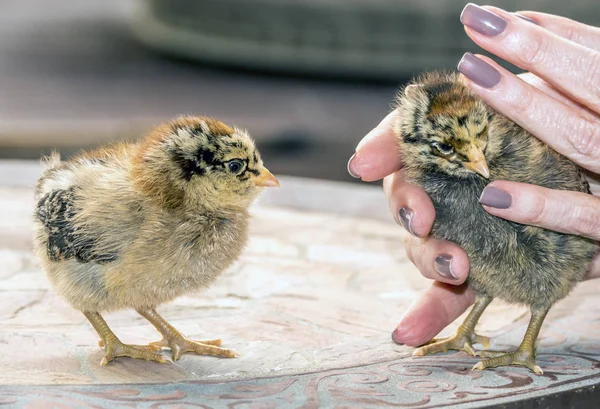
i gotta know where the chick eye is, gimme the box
[432,142,454,155]
[227,159,245,174]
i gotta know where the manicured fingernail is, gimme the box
[479,186,512,209]
[347,153,360,178]
[457,52,501,89]
[391,328,405,345]
[514,13,538,25]
[461,3,507,37]
[398,207,417,236]
[434,254,458,280]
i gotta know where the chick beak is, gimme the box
[463,148,490,179]
[253,167,280,187]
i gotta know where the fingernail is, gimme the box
[391,328,405,345]
[460,3,507,37]
[479,186,512,209]
[398,207,417,237]
[514,13,538,25]
[434,254,458,280]
[457,52,501,89]
[347,153,360,178]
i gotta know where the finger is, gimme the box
[348,111,402,182]
[404,235,470,284]
[457,53,600,173]
[517,72,592,112]
[391,282,475,346]
[383,169,435,237]
[515,11,600,52]
[461,4,600,114]
[479,181,600,240]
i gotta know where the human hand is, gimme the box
[347,4,600,346]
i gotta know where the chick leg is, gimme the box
[473,306,548,375]
[137,309,238,361]
[83,311,168,366]
[413,294,492,357]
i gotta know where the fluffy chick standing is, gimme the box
[33,116,279,365]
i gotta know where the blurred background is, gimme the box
[1,0,599,183]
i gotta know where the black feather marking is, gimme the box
[412,107,423,136]
[404,134,419,144]
[197,149,218,167]
[190,124,204,136]
[36,188,118,264]
[457,115,468,127]
[169,148,204,180]
[425,82,453,98]
[441,124,453,134]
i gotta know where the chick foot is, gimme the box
[83,311,168,366]
[473,349,543,374]
[472,306,549,375]
[413,294,492,358]
[137,308,238,361]
[414,331,490,357]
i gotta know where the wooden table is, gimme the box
[1,160,600,408]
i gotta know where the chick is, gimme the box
[33,116,279,365]
[393,71,597,374]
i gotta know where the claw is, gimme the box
[472,361,485,371]
[463,343,477,357]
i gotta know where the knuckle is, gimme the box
[570,201,600,239]
[505,82,537,120]
[567,115,600,160]
[516,30,551,67]
[562,21,582,44]
[522,192,550,225]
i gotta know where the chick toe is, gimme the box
[98,339,161,352]
[472,349,543,375]
[100,339,169,366]
[413,332,482,357]
[472,334,491,349]
[167,337,238,361]
[137,308,237,361]
[148,338,222,350]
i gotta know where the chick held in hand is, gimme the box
[33,116,279,365]
[394,71,597,374]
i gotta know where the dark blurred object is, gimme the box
[132,0,600,81]
[0,0,395,183]
[1,0,599,183]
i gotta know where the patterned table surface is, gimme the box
[1,160,599,408]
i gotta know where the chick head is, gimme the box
[133,116,278,209]
[395,71,491,179]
